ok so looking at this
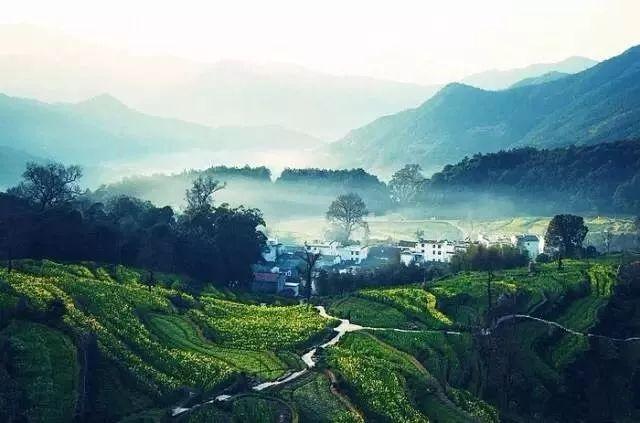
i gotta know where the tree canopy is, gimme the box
[388,164,425,205]
[326,193,368,241]
[8,162,82,210]
[545,214,589,259]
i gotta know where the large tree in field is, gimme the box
[9,162,82,210]
[326,193,368,241]
[388,164,425,205]
[545,214,588,268]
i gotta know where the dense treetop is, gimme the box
[424,139,640,214]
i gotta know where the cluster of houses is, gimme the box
[252,233,545,296]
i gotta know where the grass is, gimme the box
[327,296,409,328]
[145,313,290,380]
[2,321,78,423]
[1,260,330,397]
[360,286,453,329]
[549,263,617,368]
[279,372,363,423]
[373,331,475,387]
[327,332,429,422]
[189,296,331,351]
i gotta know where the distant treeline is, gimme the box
[202,165,272,181]
[276,167,385,189]
[423,139,640,214]
[97,166,393,215]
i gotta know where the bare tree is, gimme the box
[9,162,82,210]
[185,175,226,214]
[326,193,368,242]
[301,244,321,301]
[603,227,614,254]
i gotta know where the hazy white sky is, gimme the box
[3,0,640,84]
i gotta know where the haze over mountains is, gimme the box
[0,92,321,187]
[460,56,597,90]
[0,24,439,140]
[5,23,638,189]
[328,45,640,176]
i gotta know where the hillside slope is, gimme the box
[509,71,569,88]
[424,139,640,214]
[0,93,319,168]
[328,45,640,175]
[460,56,596,90]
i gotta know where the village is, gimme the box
[251,232,546,296]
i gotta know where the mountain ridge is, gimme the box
[326,44,640,176]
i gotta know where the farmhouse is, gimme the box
[398,239,471,265]
[262,238,283,262]
[511,234,544,260]
[252,270,286,293]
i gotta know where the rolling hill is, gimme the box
[327,45,640,175]
[0,92,320,178]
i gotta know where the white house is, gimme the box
[416,240,458,263]
[305,241,341,256]
[511,234,544,260]
[305,241,369,265]
[262,238,283,262]
[400,250,424,266]
[399,239,467,264]
[337,245,369,264]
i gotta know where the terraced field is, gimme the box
[1,321,78,423]
[0,260,334,422]
[0,257,624,422]
[145,313,293,380]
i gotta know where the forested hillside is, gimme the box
[422,139,640,214]
[328,45,640,175]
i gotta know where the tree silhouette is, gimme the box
[9,162,82,210]
[326,193,368,241]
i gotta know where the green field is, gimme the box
[0,257,625,422]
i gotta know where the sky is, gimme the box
[2,0,640,84]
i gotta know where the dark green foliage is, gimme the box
[276,168,391,213]
[545,214,589,259]
[0,189,266,291]
[426,140,640,214]
[8,162,82,210]
[451,244,529,273]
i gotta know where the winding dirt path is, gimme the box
[172,301,640,417]
[491,313,640,343]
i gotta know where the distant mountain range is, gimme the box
[509,71,569,89]
[0,24,441,139]
[0,146,43,190]
[460,56,596,90]
[0,92,323,186]
[326,45,640,176]
[0,24,603,140]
